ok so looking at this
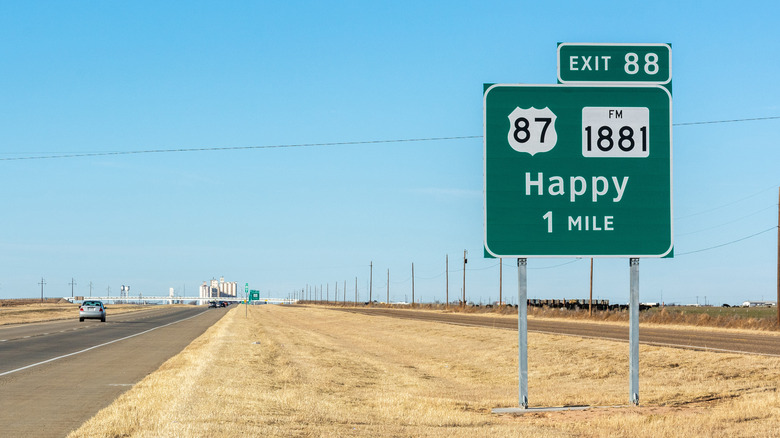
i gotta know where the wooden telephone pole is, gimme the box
[462,250,467,306]
[589,258,594,316]
[445,254,449,308]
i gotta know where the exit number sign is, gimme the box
[558,43,671,85]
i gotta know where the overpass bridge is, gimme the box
[64,296,298,305]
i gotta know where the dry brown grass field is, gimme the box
[68,304,780,437]
[0,300,151,325]
[313,301,780,331]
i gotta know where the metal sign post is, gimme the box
[245,283,250,318]
[518,258,528,408]
[629,258,640,405]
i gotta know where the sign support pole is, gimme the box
[518,258,528,408]
[629,258,640,406]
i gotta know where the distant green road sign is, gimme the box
[483,83,672,258]
[558,43,671,85]
[249,290,260,301]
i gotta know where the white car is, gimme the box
[79,300,106,322]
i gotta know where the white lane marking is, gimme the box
[0,311,208,378]
[108,383,133,386]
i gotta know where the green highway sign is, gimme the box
[249,290,260,301]
[483,84,672,258]
[558,43,671,85]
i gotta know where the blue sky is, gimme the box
[0,1,778,306]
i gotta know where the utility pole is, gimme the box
[589,258,594,316]
[89,281,93,298]
[411,263,415,307]
[777,186,779,327]
[69,278,76,298]
[369,261,373,304]
[107,285,111,302]
[462,250,467,307]
[39,277,46,303]
[387,269,390,304]
[446,254,449,308]
[355,277,358,305]
[344,280,346,303]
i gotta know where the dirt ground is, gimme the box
[69,304,780,437]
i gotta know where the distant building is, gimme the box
[741,301,776,307]
[199,277,238,299]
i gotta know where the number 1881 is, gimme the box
[582,107,649,158]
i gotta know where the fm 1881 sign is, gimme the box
[483,84,672,258]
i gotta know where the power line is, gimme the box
[528,259,582,269]
[675,184,778,220]
[0,115,777,162]
[466,262,500,272]
[415,271,446,281]
[0,136,481,161]
[673,116,780,126]
[676,205,777,236]
[676,226,777,256]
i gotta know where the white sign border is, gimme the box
[483,83,673,259]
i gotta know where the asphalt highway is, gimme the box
[0,306,227,437]
[334,307,780,357]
